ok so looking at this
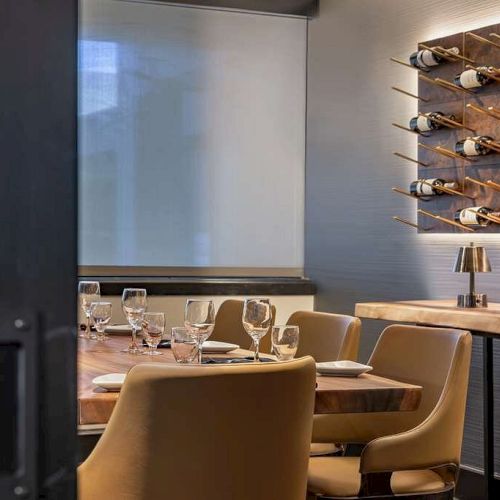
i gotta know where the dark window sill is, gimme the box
[81,276,316,296]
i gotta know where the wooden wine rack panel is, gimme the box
[410,23,500,233]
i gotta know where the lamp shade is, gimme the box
[453,243,491,273]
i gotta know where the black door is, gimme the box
[0,1,78,498]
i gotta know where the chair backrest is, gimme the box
[211,299,276,353]
[312,324,472,449]
[78,357,316,500]
[367,324,471,432]
[361,324,472,476]
[287,310,361,362]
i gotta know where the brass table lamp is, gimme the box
[453,242,491,308]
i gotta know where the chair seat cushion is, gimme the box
[308,457,446,497]
[310,443,341,457]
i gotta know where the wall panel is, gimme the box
[306,0,500,473]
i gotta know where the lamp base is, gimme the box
[457,293,488,308]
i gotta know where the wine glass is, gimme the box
[142,312,165,356]
[242,298,272,362]
[78,281,100,339]
[121,288,147,354]
[271,325,299,361]
[184,300,215,364]
[90,302,112,342]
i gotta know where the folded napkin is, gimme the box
[105,324,132,335]
[202,356,274,364]
[142,339,171,348]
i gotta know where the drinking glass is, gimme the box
[90,302,112,342]
[78,281,100,339]
[271,325,299,361]
[184,300,215,364]
[121,288,147,354]
[242,298,272,362]
[171,327,199,363]
[142,312,165,356]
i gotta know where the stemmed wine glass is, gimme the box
[90,302,112,342]
[78,281,100,339]
[184,299,215,364]
[142,312,165,356]
[242,298,272,362]
[121,288,147,354]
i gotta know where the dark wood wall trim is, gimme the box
[1,0,78,497]
[83,277,316,296]
[132,0,319,17]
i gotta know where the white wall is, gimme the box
[80,294,314,334]
[78,0,306,269]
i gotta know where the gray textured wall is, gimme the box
[306,0,500,473]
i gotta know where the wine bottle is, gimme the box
[410,178,457,196]
[454,67,494,89]
[409,112,456,133]
[455,136,494,156]
[409,46,459,70]
[454,206,498,226]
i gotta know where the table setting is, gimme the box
[77,281,422,428]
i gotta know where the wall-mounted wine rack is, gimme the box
[392,23,500,233]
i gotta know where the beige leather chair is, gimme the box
[79,357,316,500]
[210,299,276,353]
[286,311,361,457]
[288,311,361,362]
[307,324,472,499]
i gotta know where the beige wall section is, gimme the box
[306,0,500,473]
[80,295,315,333]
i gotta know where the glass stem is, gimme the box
[198,340,203,364]
[131,327,137,349]
[254,338,260,362]
[86,314,91,339]
[149,345,154,355]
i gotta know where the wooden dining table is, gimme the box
[78,336,422,432]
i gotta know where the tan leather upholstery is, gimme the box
[308,457,445,497]
[287,311,361,457]
[360,326,471,475]
[308,325,472,498]
[312,324,471,445]
[288,310,361,362]
[210,299,276,353]
[79,357,316,500]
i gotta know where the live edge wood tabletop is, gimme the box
[355,299,500,334]
[78,336,422,430]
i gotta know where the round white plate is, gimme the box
[316,360,373,377]
[202,340,240,353]
[92,373,126,391]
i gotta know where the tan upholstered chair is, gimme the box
[307,324,472,499]
[288,311,361,362]
[210,299,276,353]
[286,311,361,456]
[79,357,316,500]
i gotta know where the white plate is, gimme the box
[316,360,373,377]
[202,340,240,353]
[105,324,133,334]
[92,373,126,391]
